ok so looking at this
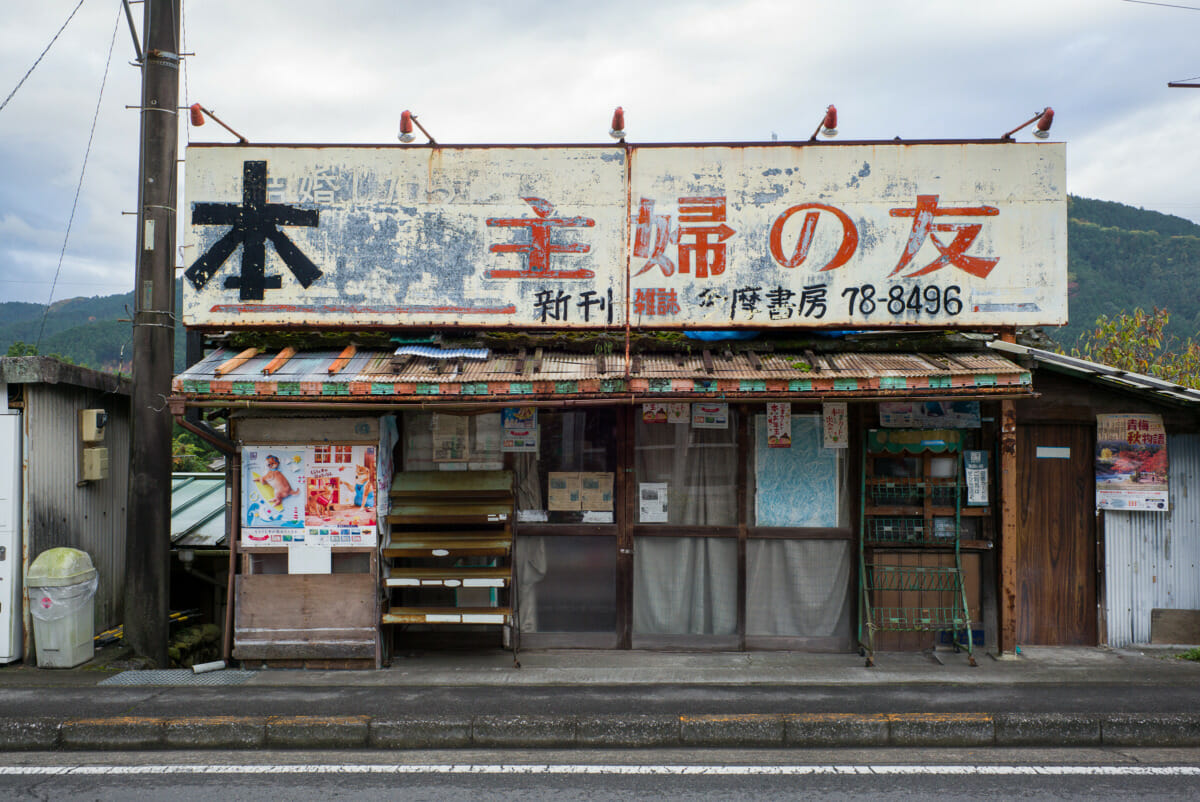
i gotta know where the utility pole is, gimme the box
[125,0,180,666]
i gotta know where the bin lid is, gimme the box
[26,548,98,587]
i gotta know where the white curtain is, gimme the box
[633,537,737,635]
[635,419,737,525]
[746,539,852,637]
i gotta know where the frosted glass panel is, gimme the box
[746,539,852,637]
[754,415,843,527]
[516,536,616,633]
[633,537,737,635]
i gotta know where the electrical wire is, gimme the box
[0,0,88,114]
[35,5,123,352]
[1123,0,1200,10]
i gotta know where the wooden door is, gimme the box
[1017,424,1097,645]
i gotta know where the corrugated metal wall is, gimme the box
[23,384,130,633]
[1104,434,1200,646]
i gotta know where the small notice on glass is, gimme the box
[547,472,581,510]
[767,402,791,448]
[432,414,469,462]
[965,450,989,506]
[642,402,668,424]
[639,482,668,523]
[823,402,848,449]
[579,472,614,511]
[666,403,690,424]
[692,402,729,429]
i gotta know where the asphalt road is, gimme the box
[2,683,1200,720]
[1,748,1198,800]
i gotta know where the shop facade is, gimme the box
[173,139,1066,666]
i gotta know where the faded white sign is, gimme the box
[184,143,1066,329]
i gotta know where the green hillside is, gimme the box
[0,289,185,372]
[1061,197,1200,349]
[1,195,1197,371]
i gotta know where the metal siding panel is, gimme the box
[1105,434,1200,646]
[24,385,129,634]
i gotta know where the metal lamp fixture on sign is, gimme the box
[186,103,248,143]
[609,107,626,141]
[398,110,436,145]
[808,105,838,141]
[1001,107,1054,141]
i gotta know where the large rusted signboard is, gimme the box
[183,142,1065,329]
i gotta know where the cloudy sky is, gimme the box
[1,0,1199,305]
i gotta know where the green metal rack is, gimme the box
[858,429,975,666]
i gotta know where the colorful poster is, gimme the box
[502,407,537,429]
[1096,414,1169,511]
[692,402,729,429]
[823,402,848,449]
[243,447,307,528]
[767,402,792,448]
[305,444,378,528]
[547,472,582,510]
[501,427,539,452]
[642,402,668,424]
[579,472,614,511]
[666,402,690,424]
[879,401,981,429]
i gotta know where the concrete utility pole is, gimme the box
[125,0,181,666]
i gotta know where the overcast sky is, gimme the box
[2,0,1199,305]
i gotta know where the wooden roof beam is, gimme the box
[215,348,258,377]
[327,344,357,375]
[261,347,297,375]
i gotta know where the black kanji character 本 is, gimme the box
[185,161,322,301]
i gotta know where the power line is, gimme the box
[36,6,123,351]
[1123,0,1200,10]
[0,0,88,114]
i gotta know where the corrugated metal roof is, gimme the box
[171,473,227,548]
[394,345,490,360]
[174,345,1032,402]
[989,340,1200,406]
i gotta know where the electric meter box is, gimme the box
[80,409,107,443]
[81,447,109,481]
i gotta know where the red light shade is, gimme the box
[822,105,837,132]
[1033,107,1054,138]
[609,106,625,140]
[399,110,415,143]
[189,103,205,126]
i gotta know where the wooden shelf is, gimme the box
[385,566,511,588]
[383,607,512,625]
[381,470,517,658]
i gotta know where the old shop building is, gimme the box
[174,139,1071,667]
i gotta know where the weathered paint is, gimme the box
[184,143,1065,330]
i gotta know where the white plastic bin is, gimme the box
[26,548,98,668]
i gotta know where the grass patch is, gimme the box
[1176,647,1200,662]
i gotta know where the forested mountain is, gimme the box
[1,195,1198,372]
[1061,196,1200,350]
[0,288,185,372]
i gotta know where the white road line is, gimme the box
[0,764,1198,777]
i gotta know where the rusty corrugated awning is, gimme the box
[173,346,1033,405]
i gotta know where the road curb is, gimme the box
[1,712,1199,751]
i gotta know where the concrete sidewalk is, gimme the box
[1,644,1198,752]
